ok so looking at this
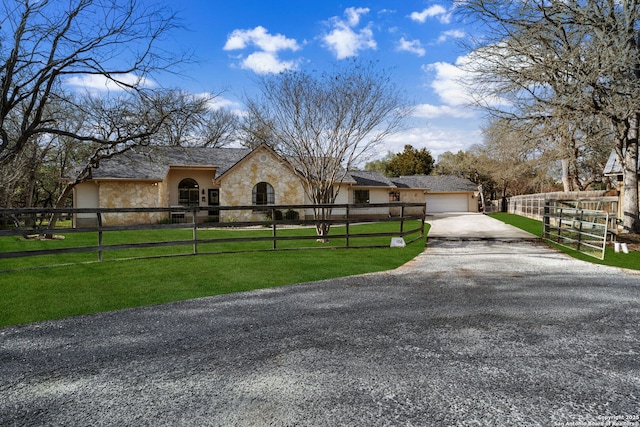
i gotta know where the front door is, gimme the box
[208,189,220,220]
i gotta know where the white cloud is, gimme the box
[425,60,473,107]
[345,7,369,27]
[412,103,475,119]
[322,7,377,59]
[411,53,510,121]
[196,93,242,111]
[223,26,300,74]
[223,26,300,53]
[372,125,482,161]
[397,37,426,56]
[410,5,452,24]
[241,51,299,75]
[437,29,466,43]
[65,73,156,92]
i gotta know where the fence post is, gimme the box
[272,207,277,250]
[577,210,584,251]
[97,212,103,262]
[192,208,198,255]
[557,206,563,243]
[345,204,350,248]
[543,203,549,239]
[400,205,405,235]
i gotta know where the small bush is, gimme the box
[284,209,300,221]
[265,210,283,221]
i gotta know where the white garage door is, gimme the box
[426,194,469,212]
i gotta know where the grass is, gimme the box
[0,222,422,269]
[0,222,427,328]
[490,212,640,270]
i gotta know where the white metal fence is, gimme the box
[543,203,609,260]
[508,192,618,220]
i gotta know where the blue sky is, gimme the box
[71,1,485,161]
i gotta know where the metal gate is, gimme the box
[543,202,609,260]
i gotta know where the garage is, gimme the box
[426,194,469,213]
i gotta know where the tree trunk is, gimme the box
[561,159,572,192]
[314,205,332,243]
[44,183,75,238]
[621,113,640,233]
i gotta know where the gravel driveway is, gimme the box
[1,216,639,426]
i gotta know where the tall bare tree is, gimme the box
[152,90,239,147]
[0,0,182,168]
[247,60,410,240]
[458,0,640,232]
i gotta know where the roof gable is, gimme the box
[215,144,298,181]
[603,149,640,176]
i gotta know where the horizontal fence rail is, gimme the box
[543,202,609,260]
[0,203,426,271]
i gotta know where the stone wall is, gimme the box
[219,148,305,221]
[99,181,166,225]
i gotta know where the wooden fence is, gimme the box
[0,203,426,270]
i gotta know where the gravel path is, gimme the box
[1,239,639,426]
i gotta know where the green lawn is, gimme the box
[0,221,423,269]
[490,212,640,270]
[0,222,427,328]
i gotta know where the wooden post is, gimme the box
[272,208,277,250]
[97,212,103,262]
[192,208,198,255]
[345,205,350,248]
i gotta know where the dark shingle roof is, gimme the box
[89,146,251,180]
[391,175,478,192]
[345,170,397,187]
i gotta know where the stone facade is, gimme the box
[99,181,167,225]
[218,147,305,221]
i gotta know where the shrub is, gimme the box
[284,209,300,221]
[265,210,283,221]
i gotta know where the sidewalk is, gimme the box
[426,212,538,240]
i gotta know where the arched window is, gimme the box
[178,178,199,207]
[252,182,274,205]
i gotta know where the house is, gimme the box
[71,145,479,226]
[603,149,640,220]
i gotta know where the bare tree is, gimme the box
[54,91,190,208]
[458,0,640,232]
[238,98,278,150]
[195,107,240,148]
[481,117,561,200]
[152,90,239,147]
[0,0,183,168]
[247,60,410,240]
